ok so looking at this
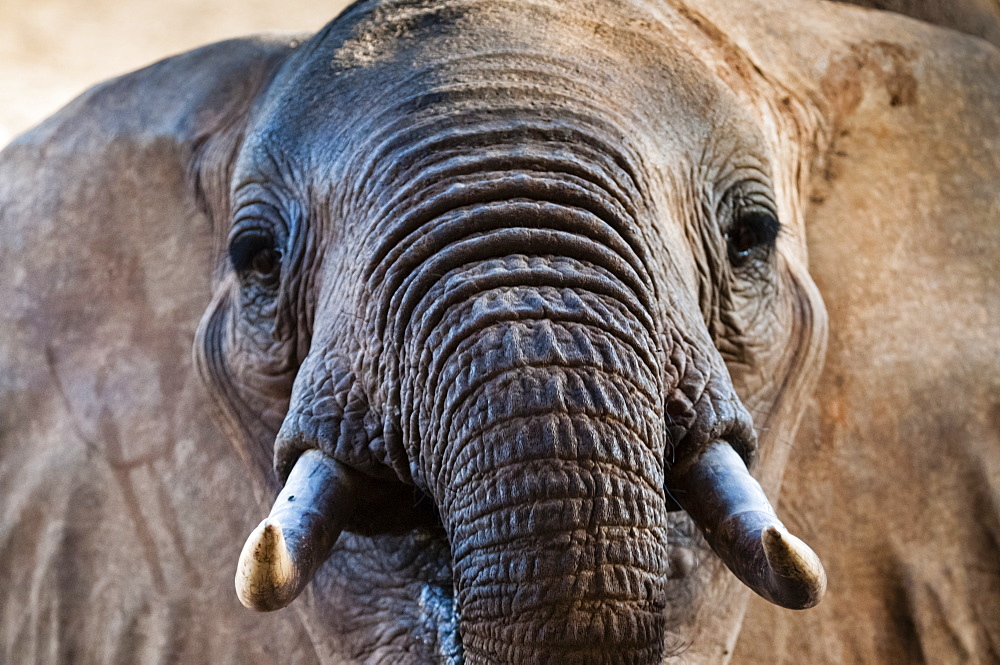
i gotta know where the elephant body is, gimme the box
[1,1,997,664]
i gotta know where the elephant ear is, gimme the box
[0,38,323,664]
[689,2,1000,663]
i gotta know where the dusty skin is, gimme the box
[1,1,998,664]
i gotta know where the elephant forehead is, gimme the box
[240,0,753,172]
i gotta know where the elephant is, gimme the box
[1,0,997,664]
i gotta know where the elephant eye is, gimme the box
[229,230,282,279]
[727,211,780,266]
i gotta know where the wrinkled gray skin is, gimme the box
[193,3,829,661]
[1,1,998,664]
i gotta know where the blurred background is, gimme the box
[0,0,354,145]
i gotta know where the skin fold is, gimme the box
[0,1,996,664]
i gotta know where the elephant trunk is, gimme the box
[406,258,670,663]
[439,334,669,664]
[373,129,678,660]
[446,412,669,663]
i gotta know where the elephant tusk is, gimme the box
[667,441,827,610]
[235,450,356,611]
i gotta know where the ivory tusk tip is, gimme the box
[233,451,355,613]
[255,519,283,551]
[762,525,827,609]
[235,518,298,612]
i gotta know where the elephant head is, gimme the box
[7,1,996,664]
[193,1,827,662]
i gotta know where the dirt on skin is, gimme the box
[0,0,352,146]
